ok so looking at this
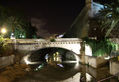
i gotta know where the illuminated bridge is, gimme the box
[8,38,92,55]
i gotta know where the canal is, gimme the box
[15,48,119,82]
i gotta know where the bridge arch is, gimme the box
[9,38,92,56]
[33,46,80,55]
[22,47,80,69]
[30,47,80,62]
[30,47,79,61]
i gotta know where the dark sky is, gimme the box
[0,0,85,37]
[0,0,107,37]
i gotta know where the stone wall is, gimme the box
[7,38,82,54]
[0,55,15,69]
[83,56,107,68]
[110,61,119,75]
[110,38,119,44]
[7,38,94,56]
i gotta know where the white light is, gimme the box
[86,73,92,81]
[62,54,80,69]
[104,56,110,60]
[11,33,14,35]
[10,33,15,39]
[22,35,25,38]
[68,44,81,54]
[63,61,77,63]
[85,44,92,56]
[58,35,64,38]
[57,64,64,68]
[74,54,80,69]
[23,55,40,65]
[38,65,43,69]
[24,55,31,65]
[1,28,7,34]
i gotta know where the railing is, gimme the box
[6,38,82,44]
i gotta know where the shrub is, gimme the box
[84,38,117,56]
[50,38,56,42]
[0,36,13,57]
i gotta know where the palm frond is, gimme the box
[105,19,119,37]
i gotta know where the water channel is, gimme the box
[16,48,119,82]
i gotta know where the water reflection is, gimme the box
[21,48,95,82]
[19,48,118,82]
[24,48,78,70]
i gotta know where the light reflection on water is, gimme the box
[23,52,96,82]
[20,48,119,82]
[22,60,97,82]
[21,57,118,82]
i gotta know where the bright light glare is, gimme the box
[23,55,40,65]
[74,54,80,69]
[104,56,110,60]
[86,73,92,81]
[24,55,31,64]
[85,44,92,56]
[62,54,80,69]
[1,28,7,34]
[57,64,64,68]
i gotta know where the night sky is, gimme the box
[0,0,107,37]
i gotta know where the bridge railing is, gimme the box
[6,38,82,44]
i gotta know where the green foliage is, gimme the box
[98,0,119,37]
[23,23,37,38]
[84,38,116,56]
[14,28,26,39]
[0,36,13,56]
[50,38,56,42]
[0,5,37,39]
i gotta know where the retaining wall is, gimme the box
[0,55,15,69]
[110,60,119,75]
[80,56,108,68]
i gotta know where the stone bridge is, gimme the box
[8,38,92,55]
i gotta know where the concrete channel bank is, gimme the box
[0,55,15,69]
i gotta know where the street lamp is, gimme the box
[1,28,7,34]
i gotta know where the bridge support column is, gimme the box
[80,41,86,81]
[80,41,85,64]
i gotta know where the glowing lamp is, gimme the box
[1,28,7,34]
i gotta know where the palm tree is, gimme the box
[4,16,25,38]
[0,6,25,38]
[0,5,38,38]
[99,0,119,37]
